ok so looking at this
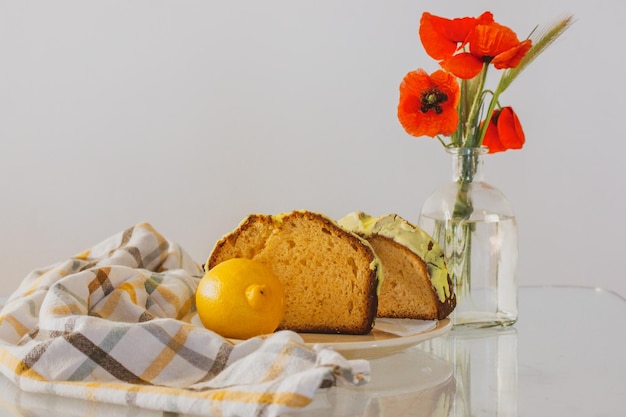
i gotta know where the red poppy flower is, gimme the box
[482,107,525,153]
[420,11,532,79]
[398,69,460,138]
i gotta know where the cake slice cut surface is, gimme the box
[207,210,381,335]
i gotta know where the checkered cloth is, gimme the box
[0,223,369,416]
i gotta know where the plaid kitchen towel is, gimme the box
[0,223,369,416]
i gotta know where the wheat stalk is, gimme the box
[498,15,575,93]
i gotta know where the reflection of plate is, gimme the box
[290,347,456,416]
[361,346,453,395]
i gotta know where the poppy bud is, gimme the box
[482,107,525,153]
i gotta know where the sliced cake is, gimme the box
[207,210,382,335]
[339,212,455,320]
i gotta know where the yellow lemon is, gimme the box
[196,258,285,339]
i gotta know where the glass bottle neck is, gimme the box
[449,147,487,183]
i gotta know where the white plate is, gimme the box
[291,318,451,359]
[218,318,452,360]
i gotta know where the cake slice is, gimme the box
[338,212,455,320]
[207,210,382,335]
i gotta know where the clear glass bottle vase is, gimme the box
[418,147,518,327]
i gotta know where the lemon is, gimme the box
[196,258,285,339]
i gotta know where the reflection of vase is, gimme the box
[418,147,518,327]
[420,327,518,417]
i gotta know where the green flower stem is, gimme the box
[452,150,480,219]
[476,88,502,147]
[463,64,489,147]
[450,154,479,301]
[453,180,473,219]
[451,218,473,300]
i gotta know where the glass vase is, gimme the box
[418,147,518,327]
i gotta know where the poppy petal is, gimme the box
[492,39,532,69]
[475,11,495,25]
[482,107,525,153]
[482,114,505,153]
[440,53,484,79]
[497,107,525,149]
[419,12,478,60]
[468,23,521,57]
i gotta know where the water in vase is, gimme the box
[419,211,518,327]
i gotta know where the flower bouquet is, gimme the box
[398,11,573,326]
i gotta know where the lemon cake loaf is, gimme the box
[339,212,455,320]
[207,210,382,335]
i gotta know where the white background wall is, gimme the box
[1,0,624,298]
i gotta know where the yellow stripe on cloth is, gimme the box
[117,281,139,305]
[262,342,295,383]
[23,266,71,298]
[140,325,191,382]
[94,288,131,320]
[74,249,91,261]
[0,350,46,382]
[0,314,30,340]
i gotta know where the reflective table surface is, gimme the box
[0,286,624,416]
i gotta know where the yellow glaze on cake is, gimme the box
[339,212,451,303]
